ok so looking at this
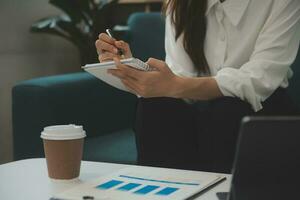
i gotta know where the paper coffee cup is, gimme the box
[41,124,86,180]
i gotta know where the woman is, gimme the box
[95,0,300,173]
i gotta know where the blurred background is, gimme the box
[0,0,163,164]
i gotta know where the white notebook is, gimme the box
[53,165,226,200]
[82,58,153,92]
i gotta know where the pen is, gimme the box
[185,177,227,200]
[106,29,124,56]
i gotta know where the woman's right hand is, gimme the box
[95,33,132,63]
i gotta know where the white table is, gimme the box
[0,158,231,200]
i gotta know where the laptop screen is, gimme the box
[229,117,300,200]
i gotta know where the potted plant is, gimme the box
[31,0,119,65]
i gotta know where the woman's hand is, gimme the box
[95,33,132,62]
[108,58,183,98]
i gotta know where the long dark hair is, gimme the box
[165,0,209,74]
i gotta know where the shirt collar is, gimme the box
[206,0,250,26]
[206,0,218,16]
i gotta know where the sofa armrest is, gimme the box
[12,72,137,160]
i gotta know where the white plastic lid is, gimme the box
[41,124,86,140]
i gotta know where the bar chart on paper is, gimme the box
[95,174,196,197]
[56,166,226,200]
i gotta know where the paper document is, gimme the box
[82,58,152,92]
[54,165,226,200]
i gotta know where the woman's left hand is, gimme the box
[108,58,181,98]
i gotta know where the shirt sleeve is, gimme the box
[214,0,300,112]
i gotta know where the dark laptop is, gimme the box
[217,116,300,200]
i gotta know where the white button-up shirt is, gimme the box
[165,0,300,111]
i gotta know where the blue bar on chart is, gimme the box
[96,180,123,190]
[156,187,179,196]
[117,183,141,191]
[134,185,160,195]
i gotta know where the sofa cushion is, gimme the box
[83,129,137,165]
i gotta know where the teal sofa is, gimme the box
[12,12,300,165]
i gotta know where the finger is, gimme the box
[114,59,141,79]
[146,57,167,71]
[115,41,130,52]
[121,66,142,81]
[113,57,145,81]
[113,57,122,68]
[108,69,138,85]
[122,79,141,94]
[98,33,115,44]
[107,69,127,79]
[96,40,119,54]
[99,52,120,62]
[124,85,137,95]
[95,40,102,54]
[115,41,133,57]
[113,57,127,71]
[99,56,113,62]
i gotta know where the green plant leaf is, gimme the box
[31,15,88,47]
[31,16,72,40]
[56,17,91,47]
[31,0,120,64]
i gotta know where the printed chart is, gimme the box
[95,174,201,197]
[55,166,225,200]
